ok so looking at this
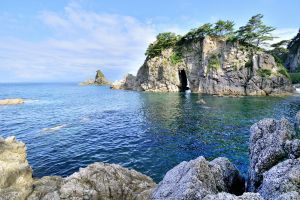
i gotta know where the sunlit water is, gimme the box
[0,83,300,182]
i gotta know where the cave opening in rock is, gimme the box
[178,69,189,92]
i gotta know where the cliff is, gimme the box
[118,36,294,96]
[285,29,300,72]
[1,112,300,199]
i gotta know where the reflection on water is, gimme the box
[0,83,300,182]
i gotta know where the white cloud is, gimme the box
[0,3,157,82]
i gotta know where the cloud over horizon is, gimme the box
[0,2,157,82]
[0,1,298,83]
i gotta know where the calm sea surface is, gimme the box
[0,83,299,182]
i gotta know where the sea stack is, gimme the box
[80,69,110,86]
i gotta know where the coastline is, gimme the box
[1,112,299,199]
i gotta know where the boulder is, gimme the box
[150,156,245,200]
[203,192,262,200]
[248,118,296,191]
[0,136,33,200]
[258,158,300,200]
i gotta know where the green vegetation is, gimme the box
[208,54,221,71]
[236,14,275,47]
[277,66,290,78]
[170,52,183,65]
[145,32,181,58]
[257,69,272,77]
[289,73,300,84]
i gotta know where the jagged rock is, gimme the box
[95,70,110,85]
[150,156,245,200]
[0,99,24,105]
[285,29,300,72]
[125,36,293,95]
[59,163,156,200]
[258,158,300,200]
[203,192,263,200]
[111,74,137,90]
[248,118,296,192]
[0,136,33,200]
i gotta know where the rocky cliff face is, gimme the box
[285,30,300,72]
[121,36,294,95]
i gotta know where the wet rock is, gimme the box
[248,118,296,191]
[0,136,33,200]
[258,158,300,200]
[150,156,245,200]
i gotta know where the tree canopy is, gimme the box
[236,14,275,47]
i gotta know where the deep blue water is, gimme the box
[0,83,300,182]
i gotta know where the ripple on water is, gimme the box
[0,84,300,182]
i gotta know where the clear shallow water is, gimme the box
[0,83,300,182]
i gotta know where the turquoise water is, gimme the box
[0,83,299,182]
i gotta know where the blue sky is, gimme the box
[0,0,299,82]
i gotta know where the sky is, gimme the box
[0,0,299,83]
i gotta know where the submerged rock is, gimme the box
[150,156,245,199]
[0,99,24,105]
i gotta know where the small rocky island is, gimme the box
[1,112,299,199]
[113,17,299,96]
[80,70,110,86]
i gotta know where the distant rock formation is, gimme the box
[1,112,300,199]
[117,36,294,95]
[80,70,110,86]
[285,29,300,72]
[0,98,24,105]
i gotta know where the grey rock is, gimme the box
[258,158,300,200]
[150,156,245,200]
[285,30,300,72]
[59,162,156,200]
[122,36,294,95]
[295,111,300,132]
[248,118,296,191]
[203,192,263,200]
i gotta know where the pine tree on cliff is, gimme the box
[236,14,275,47]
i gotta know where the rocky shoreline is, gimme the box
[1,113,299,200]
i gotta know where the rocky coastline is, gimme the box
[1,112,299,199]
[80,70,110,86]
[113,36,294,96]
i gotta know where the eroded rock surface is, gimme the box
[0,136,33,200]
[119,36,294,95]
[150,156,245,200]
[248,112,300,199]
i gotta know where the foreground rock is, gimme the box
[0,136,33,200]
[248,113,300,199]
[0,98,24,105]
[117,36,294,96]
[28,163,156,200]
[0,137,156,200]
[150,156,248,199]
